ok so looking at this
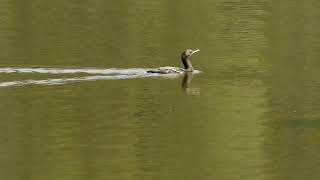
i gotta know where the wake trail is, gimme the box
[0,73,180,88]
[0,67,150,75]
[0,67,200,88]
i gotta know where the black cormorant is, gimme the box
[147,49,200,74]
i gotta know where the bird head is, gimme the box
[181,49,200,60]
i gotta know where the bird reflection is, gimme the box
[181,72,200,96]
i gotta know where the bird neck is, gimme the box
[182,57,194,72]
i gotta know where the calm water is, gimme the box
[1,1,320,180]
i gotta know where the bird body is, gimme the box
[146,67,185,74]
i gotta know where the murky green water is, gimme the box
[1,1,320,180]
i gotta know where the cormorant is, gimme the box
[147,49,200,74]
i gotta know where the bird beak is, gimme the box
[191,49,200,55]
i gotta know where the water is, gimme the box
[1,1,320,180]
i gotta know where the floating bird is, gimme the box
[147,49,200,74]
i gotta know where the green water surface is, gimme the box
[1,1,320,180]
